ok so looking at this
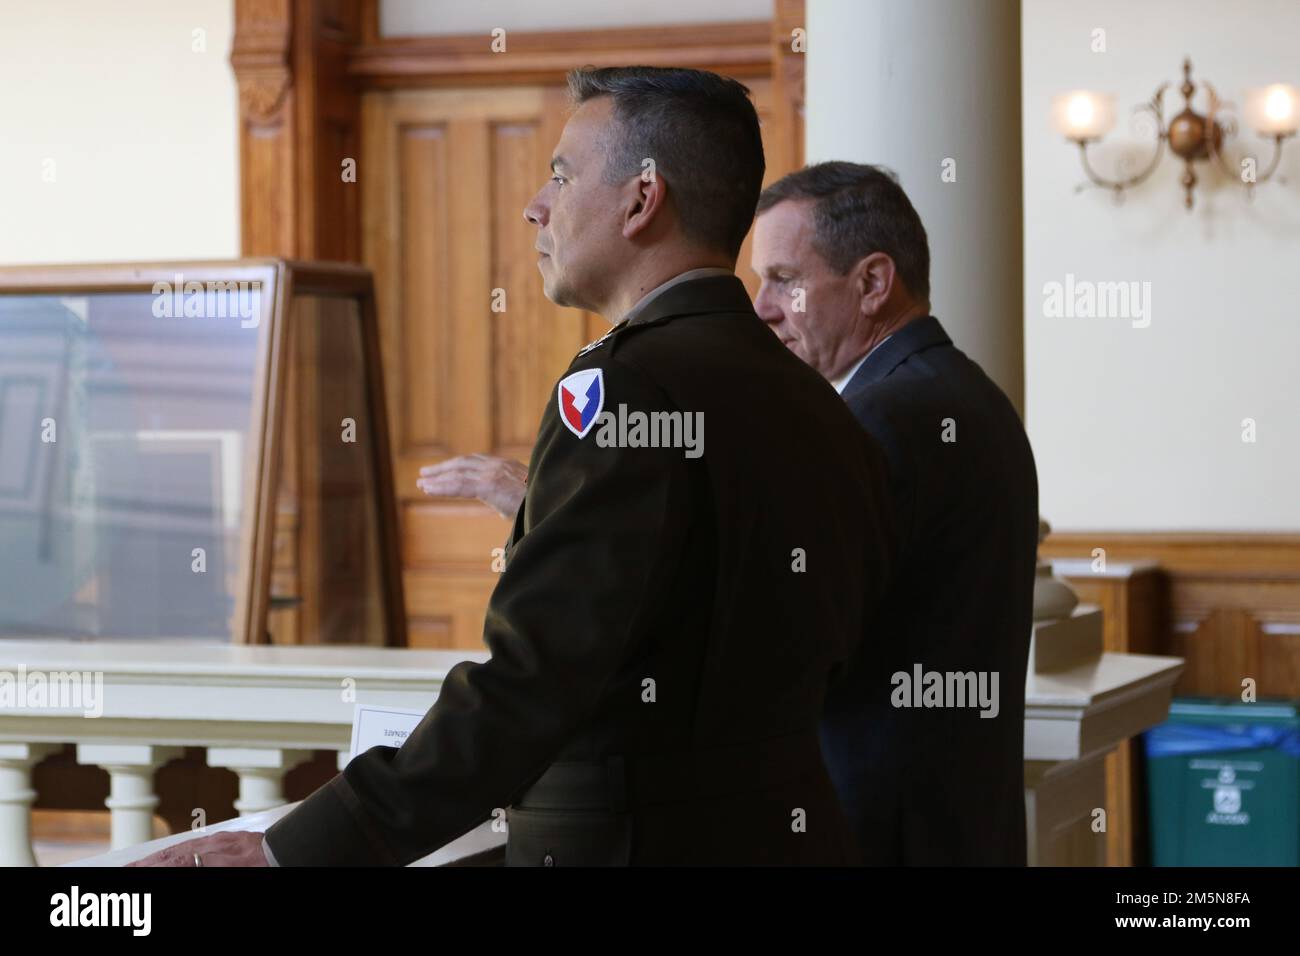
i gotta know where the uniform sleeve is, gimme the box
[265,357,692,865]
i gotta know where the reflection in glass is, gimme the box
[0,289,262,639]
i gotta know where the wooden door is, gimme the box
[363,79,783,650]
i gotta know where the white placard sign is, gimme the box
[349,703,427,759]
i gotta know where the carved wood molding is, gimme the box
[347,20,773,89]
[230,0,294,126]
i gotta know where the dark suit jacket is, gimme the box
[266,274,894,865]
[819,315,1038,865]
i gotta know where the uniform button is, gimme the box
[543,852,555,867]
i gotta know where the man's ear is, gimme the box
[622,169,669,240]
[854,252,898,317]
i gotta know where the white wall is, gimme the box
[1024,0,1300,531]
[806,0,1024,415]
[381,0,769,36]
[0,0,239,265]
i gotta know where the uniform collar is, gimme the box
[841,315,952,396]
[620,267,735,326]
[573,271,753,360]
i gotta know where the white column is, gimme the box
[77,744,182,850]
[806,0,1025,413]
[0,743,59,867]
[207,748,310,816]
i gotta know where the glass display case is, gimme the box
[0,260,405,645]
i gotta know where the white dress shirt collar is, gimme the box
[830,334,893,394]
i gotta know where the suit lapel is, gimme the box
[842,315,952,396]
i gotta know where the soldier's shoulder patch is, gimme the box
[557,367,605,439]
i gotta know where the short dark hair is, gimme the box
[756,161,931,301]
[567,66,765,259]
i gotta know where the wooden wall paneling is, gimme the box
[1043,533,1300,700]
[374,86,563,492]
[399,120,452,460]
[447,116,495,456]
[1168,607,1264,698]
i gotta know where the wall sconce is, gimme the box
[1053,59,1298,209]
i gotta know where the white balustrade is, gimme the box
[0,640,486,866]
[77,743,182,849]
[207,747,311,816]
[0,743,59,866]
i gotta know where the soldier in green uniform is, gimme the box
[137,65,894,868]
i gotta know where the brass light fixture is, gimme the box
[1053,59,1298,209]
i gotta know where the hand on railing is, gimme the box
[126,831,267,867]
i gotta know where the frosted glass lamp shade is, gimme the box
[1245,84,1300,136]
[1052,91,1116,141]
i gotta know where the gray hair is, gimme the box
[567,66,765,258]
[757,161,931,300]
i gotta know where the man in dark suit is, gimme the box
[137,70,893,867]
[751,162,1039,865]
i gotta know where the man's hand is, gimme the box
[417,455,527,519]
[126,830,268,867]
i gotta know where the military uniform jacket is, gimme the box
[265,274,894,866]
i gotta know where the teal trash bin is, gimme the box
[1144,698,1300,866]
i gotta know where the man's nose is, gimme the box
[752,283,783,324]
[523,192,547,227]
